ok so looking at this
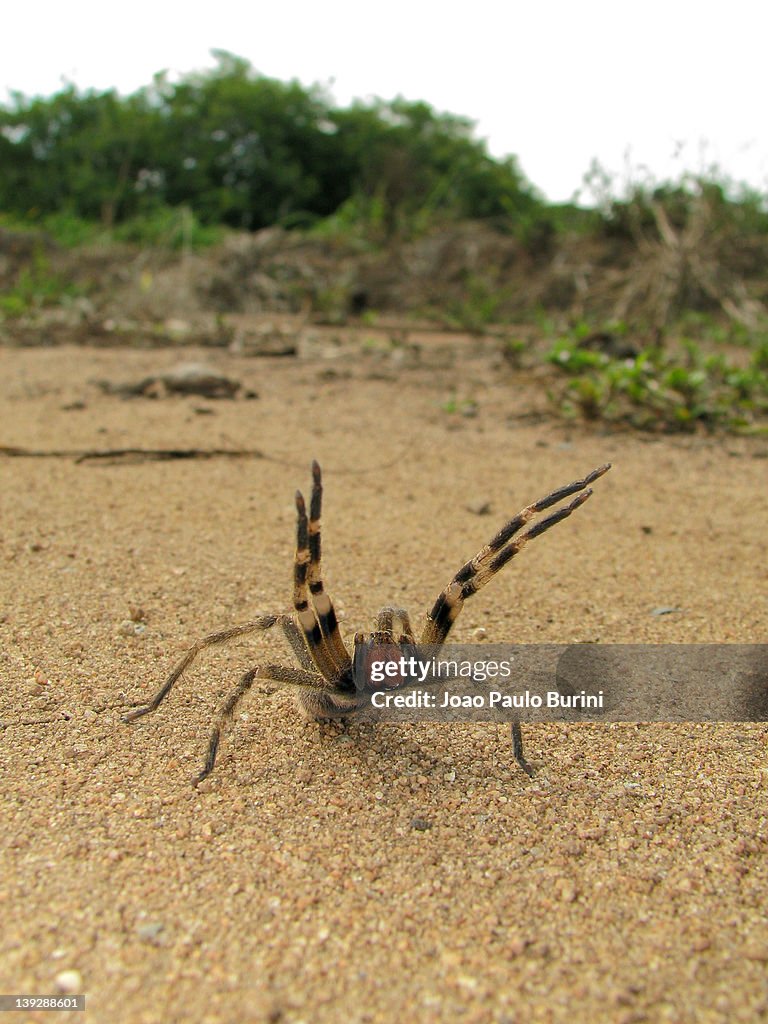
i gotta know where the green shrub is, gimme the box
[547,331,768,433]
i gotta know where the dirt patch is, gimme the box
[1,339,767,1023]
[5,214,766,342]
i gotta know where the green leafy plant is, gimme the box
[547,332,768,433]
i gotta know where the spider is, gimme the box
[125,460,611,785]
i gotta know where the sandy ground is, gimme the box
[1,338,767,1024]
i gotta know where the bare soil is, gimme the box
[1,335,767,1024]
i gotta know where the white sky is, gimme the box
[3,0,767,203]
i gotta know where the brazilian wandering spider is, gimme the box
[124,460,611,785]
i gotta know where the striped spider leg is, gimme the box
[417,462,612,774]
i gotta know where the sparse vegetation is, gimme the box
[0,248,84,317]
[547,329,768,433]
[2,55,768,434]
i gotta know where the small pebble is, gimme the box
[556,879,578,903]
[117,620,147,637]
[506,937,528,957]
[137,921,165,942]
[466,501,492,516]
[55,969,82,994]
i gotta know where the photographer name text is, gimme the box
[369,689,604,709]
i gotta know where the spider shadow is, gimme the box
[294,714,519,785]
[323,718,435,765]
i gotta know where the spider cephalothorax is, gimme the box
[125,460,610,784]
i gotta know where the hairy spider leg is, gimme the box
[193,661,356,786]
[421,464,611,647]
[419,464,610,779]
[308,461,354,674]
[375,606,417,643]
[279,615,317,671]
[122,615,282,722]
[294,462,352,684]
[511,720,534,777]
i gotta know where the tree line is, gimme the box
[0,51,543,235]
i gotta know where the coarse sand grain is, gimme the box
[1,342,767,1023]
